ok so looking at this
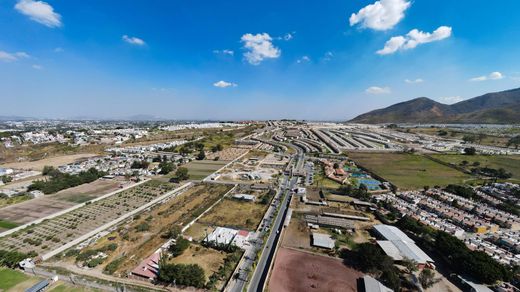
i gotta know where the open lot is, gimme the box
[349,152,472,190]
[184,160,228,180]
[268,248,362,292]
[0,180,176,255]
[0,196,75,224]
[199,197,269,231]
[431,154,520,180]
[0,153,99,171]
[52,178,126,203]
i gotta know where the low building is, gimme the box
[232,194,256,202]
[131,252,160,281]
[311,232,335,249]
[204,227,251,249]
[358,275,393,292]
[25,280,50,292]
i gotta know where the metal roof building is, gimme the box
[373,224,433,264]
[361,275,393,292]
[311,232,335,249]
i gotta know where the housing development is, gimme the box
[1,119,520,292]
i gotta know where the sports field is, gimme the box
[349,153,472,190]
[431,154,520,180]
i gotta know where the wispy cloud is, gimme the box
[0,51,30,62]
[14,0,62,28]
[322,51,334,62]
[366,86,391,94]
[405,78,424,84]
[53,47,64,53]
[122,35,146,46]
[241,33,281,65]
[439,96,464,104]
[350,0,411,31]
[213,49,234,56]
[32,64,43,70]
[469,71,504,82]
[377,26,452,55]
[296,56,310,64]
[213,80,237,88]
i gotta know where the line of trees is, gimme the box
[157,260,205,288]
[0,250,36,268]
[29,167,106,194]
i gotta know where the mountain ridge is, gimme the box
[350,87,520,124]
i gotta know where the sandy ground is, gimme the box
[268,248,362,292]
[0,153,98,171]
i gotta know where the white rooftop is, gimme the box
[312,232,335,249]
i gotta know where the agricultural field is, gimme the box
[54,183,232,277]
[0,268,42,291]
[52,178,127,203]
[405,127,512,148]
[349,152,472,190]
[0,180,176,256]
[184,160,228,180]
[430,154,520,180]
[198,197,269,231]
[0,196,76,225]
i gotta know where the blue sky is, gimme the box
[1,0,520,120]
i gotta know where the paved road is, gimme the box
[247,155,301,292]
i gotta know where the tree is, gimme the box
[158,263,205,288]
[196,149,206,160]
[507,135,520,149]
[463,147,476,155]
[463,135,477,143]
[437,130,448,136]
[401,258,418,273]
[159,161,174,174]
[174,167,189,180]
[419,268,435,288]
[169,237,190,257]
[1,176,12,184]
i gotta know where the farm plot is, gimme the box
[205,146,250,161]
[184,160,228,180]
[349,152,472,190]
[0,180,176,256]
[268,248,362,292]
[0,196,76,224]
[56,183,233,277]
[52,178,125,203]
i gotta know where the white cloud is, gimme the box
[322,51,334,62]
[350,0,411,31]
[122,35,145,46]
[32,64,43,70]
[296,56,310,64]
[469,71,504,82]
[283,33,294,41]
[0,50,30,62]
[366,86,391,94]
[405,78,424,84]
[213,49,234,56]
[14,0,61,28]
[377,26,452,55]
[213,80,237,88]
[241,33,281,65]
[439,96,464,104]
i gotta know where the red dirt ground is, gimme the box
[268,247,363,292]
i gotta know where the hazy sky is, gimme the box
[1,0,520,120]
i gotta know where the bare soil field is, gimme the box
[52,178,125,203]
[0,153,99,171]
[0,196,75,224]
[199,198,268,231]
[281,216,312,250]
[268,248,362,292]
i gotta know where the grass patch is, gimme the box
[0,219,19,230]
[0,194,32,208]
[169,243,227,281]
[0,268,30,290]
[431,154,520,180]
[349,152,472,190]
[184,160,228,180]
[199,198,268,230]
[313,165,342,189]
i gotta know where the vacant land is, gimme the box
[170,243,227,281]
[406,127,512,148]
[0,196,76,224]
[268,248,362,292]
[52,178,125,203]
[48,282,103,292]
[431,154,520,180]
[184,160,228,180]
[282,216,312,250]
[349,153,472,190]
[0,153,99,171]
[199,198,268,230]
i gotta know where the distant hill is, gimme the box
[350,87,520,124]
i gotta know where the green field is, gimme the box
[349,153,472,190]
[430,154,520,180]
[0,268,30,290]
[0,219,19,230]
[184,160,228,180]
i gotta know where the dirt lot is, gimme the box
[282,216,312,250]
[0,153,98,171]
[170,243,227,281]
[0,196,76,224]
[52,178,126,203]
[199,198,268,231]
[268,248,363,292]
